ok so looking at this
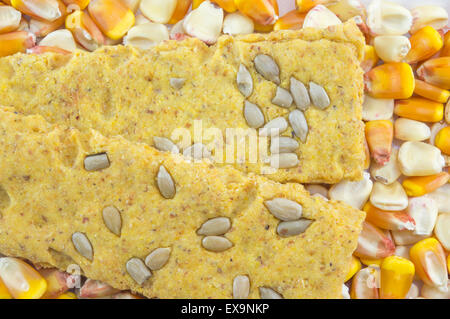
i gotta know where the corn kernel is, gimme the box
[65,10,104,51]
[39,269,69,299]
[414,79,450,104]
[410,238,448,291]
[0,277,12,299]
[212,0,236,12]
[124,22,169,50]
[328,172,373,210]
[302,5,342,29]
[355,221,395,259]
[327,0,366,22]
[0,5,21,34]
[394,97,444,123]
[365,120,393,165]
[140,0,176,24]
[364,62,415,99]
[62,0,89,10]
[402,172,449,197]
[380,256,415,299]
[435,126,450,155]
[192,0,203,9]
[398,141,445,176]
[29,17,64,37]
[373,35,410,63]
[274,10,305,31]
[345,256,362,282]
[430,122,447,146]
[366,0,412,36]
[360,45,378,74]
[80,278,119,298]
[370,147,401,185]
[410,5,448,35]
[406,26,443,64]
[417,57,450,90]
[39,29,77,52]
[392,230,427,246]
[441,31,450,57]
[0,257,47,299]
[421,280,450,299]
[223,12,254,35]
[183,0,223,44]
[360,258,383,267]
[27,45,71,54]
[363,202,415,231]
[434,214,450,251]
[394,118,430,142]
[235,0,276,26]
[168,0,191,24]
[253,22,273,33]
[295,0,335,13]
[57,291,77,299]
[88,0,135,40]
[11,0,66,22]
[405,281,420,299]
[363,138,370,170]
[0,31,35,57]
[370,181,408,212]
[350,265,380,299]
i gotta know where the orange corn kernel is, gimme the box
[0,257,47,299]
[361,45,379,73]
[296,0,335,13]
[212,0,236,12]
[192,0,203,9]
[168,0,191,24]
[394,97,444,123]
[363,202,415,231]
[365,120,393,165]
[435,126,450,155]
[80,279,120,298]
[254,22,273,33]
[40,269,70,299]
[380,256,415,299]
[402,172,450,197]
[410,238,448,290]
[0,277,12,299]
[27,45,71,55]
[274,10,305,31]
[355,221,396,260]
[350,266,380,299]
[414,79,450,103]
[57,292,77,299]
[441,31,450,57]
[11,0,66,22]
[235,0,276,26]
[62,0,89,10]
[0,31,35,57]
[405,26,443,64]
[88,0,135,40]
[364,62,415,99]
[417,57,450,90]
[65,10,104,51]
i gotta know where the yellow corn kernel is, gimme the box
[274,10,305,31]
[62,0,89,10]
[380,256,415,299]
[402,172,450,197]
[414,79,450,104]
[39,269,69,299]
[350,266,380,299]
[394,97,444,123]
[441,31,450,57]
[65,10,104,51]
[235,0,276,26]
[11,0,66,22]
[360,257,384,267]
[0,277,12,299]
[361,45,379,73]
[363,202,415,231]
[417,57,450,90]
[364,62,415,99]
[0,257,47,299]
[405,26,443,64]
[345,256,362,282]
[435,126,450,155]
[365,120,393,166]
[88,0,135,40]
[296,0,335,13]
[168,0,191,24]
[27,45,71,54]
[0,31,35,57]
[57,292,77,299]
[410,238,448,290]
[355,221,396,260]
[192,0,203,9]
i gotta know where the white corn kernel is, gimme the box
[398,141,445,176]
[122,0,141,12]
[434,214,450,250]
[410,6,449,35]
[134,13,151,25]
[367,0,412,35]
[303,5,342,29]
[370,147,401,185]
[328,172,373,210]
[427,183,450,214]
[373,35,410,63]
[140,0,177,24]
[327,0,366,22]
[183,1,223,45]
[0,6,22,34]
[39,29,77,52]
[305,184,328,199]
[370,181,408,211]
[407,196,438,236]
[169,19,186,40]
[406,282,420,299]
[421,280,450,299]
[123,23,169,50]
[429,122,447,146]
[394,245,411,259]
[223,12,254,35]
[391,230,427,246]
[394,118,431,141]
[362,95,394,121]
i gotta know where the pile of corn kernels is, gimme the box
[0,0,449,299]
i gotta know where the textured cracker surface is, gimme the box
[0,22,365,184]
[0,110,364,298]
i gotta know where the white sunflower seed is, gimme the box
[237,64,253,98]
[264,198,302,221]
[157,165,176,199]
[102,206,122,236]
[72,232,93,261]
[290,77,310,110]
[259,117,288,137]
[153,137,180,154]
[126,258,152,285]
[270,137,299,154]
[259,287,283,299]
[269,153,299,169]
[277,219,313,237]
[170,77,185,90]
[145,247,171,270]
[244,101,265,128]
[272,87,293,108]
[309,82,330,109]
[183,143,212,160]
[202,236,233,252]
[289,109,308,143]
[84,153,110,171]
[197,217,231,236]
[254,54,280,84]
[233,275,250,299]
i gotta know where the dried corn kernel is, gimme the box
[39,29,76,52]
[123,22,169,50]
[0,5,21,34]
[212,0,236,12]
[274,10,305,31]
[350,265,380,299]
[121,0,140,12]
[346,256,362,282]
[0,257,47,299]
[373,35,410,63]
[435,126,450,155]
[140,0,176,24]
[421,280,450,299]
[370,148,401,185]
[361,45,379,73]
[403,172,449,197]
[80,278,119,298]
[442,31,450,57]
[366,0,412,36]
[380,255,415,299]
[414,79,450,104]
[168,0,191,24]
[408,196,438,236]
[355,221,395,259]
[192,0,203,9]
[363,202,415,231]
[370,181,408,212]
[327,0,366,22]
[392,230,427,246]
[0,31,35,57]
[40,269,69,299]
[57,291,77,299]
[27,45,71,54]
[360,258,383,267]
[183,0,223,44]
[405,26,443,64]
[235,0,276,26]
[410,238,448,291]
[328,172,373,210]
[29,17,64,37]
[394,97,444,123]
[410,5,448,35]
[417,57,450,90]
[65,10,104,51]
[62,0,89,10]
[295,0,335,13]
[398,141,445,176]
[88,0,135,40]
[0,277,12,299]
[303,5,342,29]
[223,12,254,35]
[394,118,430,142]
[365,120,393,165]
[11,0,65,22]
[434,214,450,251]
[364,63,415,99]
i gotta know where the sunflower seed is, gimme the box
[84,153,110,171]
[259,287,283,299]
[254,54,280,84]
[244,101,265,128]
[277,219,313,237]
[309,82,330,109]
[202,236,233,252]
[126,258,152,285]
[289,109,308,143]
[197,217,231,236]
[145,247,171,271]
[237,64,253,97]
[72,232,93,261]
[102,206,122,236]
[259,117,288,137]
[270,137,299,154]
[233,275,250,299]
[272,86,293,108]
[157,165,176,199]
[170,77,185,89]
[290,77,310,110]
[269,153,299,169]
[264,198,303,221]
[153,137,180,154]
[183,143,212,160]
